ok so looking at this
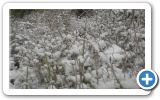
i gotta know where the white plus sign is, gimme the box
[142,74,153,85]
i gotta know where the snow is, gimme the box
[78,56,84,63]
[53,51,61,59]
[45,52,52,56]
[84,73,92,80]
[66,34,72,39]
[121,78,139,89]
[9,9,144,89]
[97,80,116,89]
[69,44,80,55]
[104,44,125,61]
[99,40,106,49]
[99,52,107,63]
[33,58,39,63]
[66,75,76,83]
[105,44,123,54]
[10,70,21,81]
[90,41,100,52]
[61,59,73,75]
[84,57,93,67]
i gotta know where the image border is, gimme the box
[3,2,151,95]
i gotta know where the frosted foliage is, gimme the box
[10,9,144,89]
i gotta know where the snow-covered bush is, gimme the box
[10,9,144,89]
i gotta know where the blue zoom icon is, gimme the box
[137,69,158,90]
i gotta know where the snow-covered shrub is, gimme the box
[10,9,144,89]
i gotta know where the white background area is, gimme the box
[2,2,151,95]
[0,0,160,99]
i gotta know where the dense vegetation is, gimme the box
[10,9,145,89]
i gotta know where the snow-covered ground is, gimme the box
[9,9,145,89]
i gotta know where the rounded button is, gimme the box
[136,69,158,90]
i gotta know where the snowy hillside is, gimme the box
[10,9,145,89]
